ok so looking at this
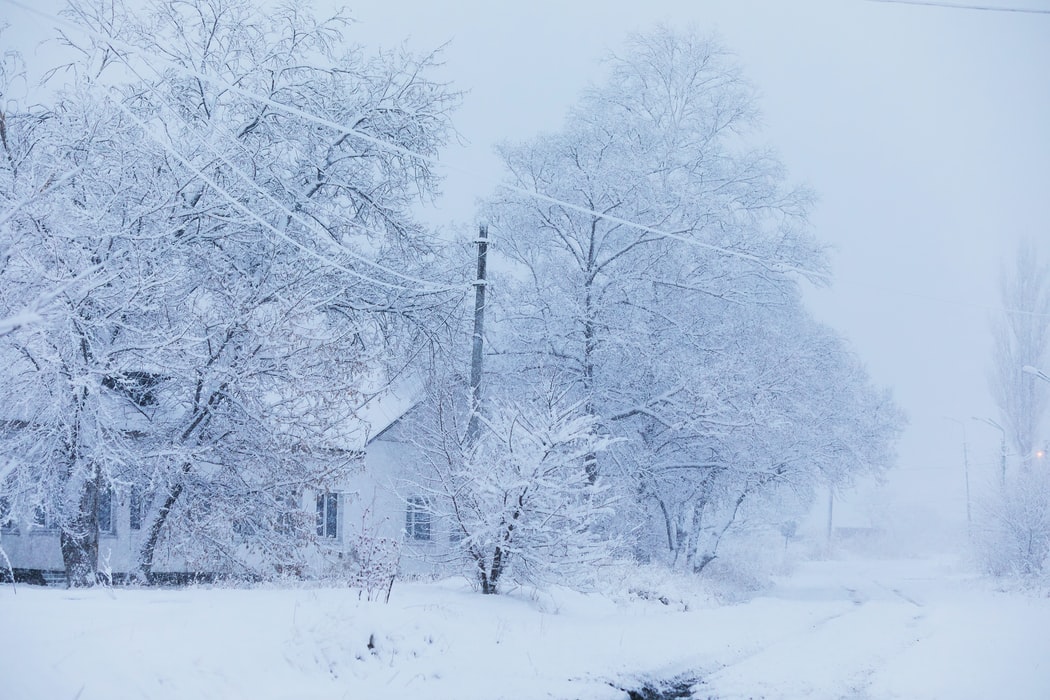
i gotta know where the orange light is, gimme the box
[1038,450,1046,460]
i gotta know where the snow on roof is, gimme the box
[323,375,422,451]
[356,378,422,445]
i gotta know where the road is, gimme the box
[689,557,1050,700]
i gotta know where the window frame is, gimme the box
[97,488,116,536]
[0,496,17,532]
[405,496,432,542]
[31,504,58,532]
[129,486,146,531]
[316,492,339,539]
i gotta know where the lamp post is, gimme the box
[972,416,1007,488]
[1022,366,1049,468]
[943,417,972,534]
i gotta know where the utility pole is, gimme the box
[465,224,488,445]
[944,417,972,535]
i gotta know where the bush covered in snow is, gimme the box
[974,470,1050,579]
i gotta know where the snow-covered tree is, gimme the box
[978,239,1050,576]
[625,294,903,572]
[481,27,902,571]
[0,0,459,584]
[0,68,186,583]
[484,27,821,462]
[410,379,616,594]
[989,239,1050,474]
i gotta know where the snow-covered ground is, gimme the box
[2,556,1047,699]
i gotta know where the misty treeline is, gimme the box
[978,239,1050,577]
[0,0,903,591]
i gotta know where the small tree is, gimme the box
[975,469,1050,576]
[412,381,616,594]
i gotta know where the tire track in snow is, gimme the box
[693,577,937,700]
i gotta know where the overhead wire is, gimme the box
[0,0,832,282]
[864,0,1050,14]
[4,0,1049,320]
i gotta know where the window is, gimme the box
[33,505,55,530]
[316,492,338,539]
[233,515,257,538]
[405,497,431,541]
[449,525,464,545]
[97,489,115,535]
[274,491,300,535]
[0,496,15,531]
[129,487,145,530]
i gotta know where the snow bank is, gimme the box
[1,558,1047,700]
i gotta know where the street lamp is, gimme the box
[943,417,972,534]
[972,416,1007,487]
[1023,367,1049,469]
[1023,365,1050,384]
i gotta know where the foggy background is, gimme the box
[6,0,1049,551]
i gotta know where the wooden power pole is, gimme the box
[466,224,488,444]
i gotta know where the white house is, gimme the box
[0,381,454,584]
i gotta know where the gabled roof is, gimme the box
[356,380,421,446]
[318,376,422,451]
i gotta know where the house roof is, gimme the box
[356,379,421,446]
[318,376,421,451]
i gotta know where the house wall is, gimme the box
[1,429,455,581]
[341,431,453,578]
[0,494,198,579]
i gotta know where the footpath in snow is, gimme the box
[1,556,1047,700]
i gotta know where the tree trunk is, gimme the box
[139,393,209,580]
[139,480,184,582]
[61,473,100,587]
[484,544,506,594]
[582,260,599,483]
[691,491,748,575]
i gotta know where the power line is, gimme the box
[0,0,830,283]
[864,0,1050,14]
[5,0,1050,321]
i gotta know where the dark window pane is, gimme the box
[316,494,326,536]
[325,493,337,539]
[97,490,113,534]
[233,516,256,537]
[0,497,13,530]
[102,371,162,406]
[406,497,431,541]
[316,492,337,538]
[129,488,143,530]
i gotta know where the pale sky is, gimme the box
[5,0,1050,540]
